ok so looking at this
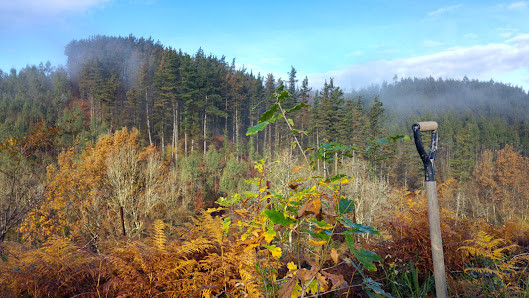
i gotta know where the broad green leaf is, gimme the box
[287,118,294,127]
[345,233,356,251]
[353,249,382,271]
[258,103,278,122]
[286,102,309,114]
[338,198,355,214]
[246,121,268,136]
[339,218,380,235]
[264,209,295,226]
[277,90,289,102]
[314,230,330,242]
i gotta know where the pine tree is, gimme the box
[153,49,180,151]
[451,121,479,181]
[297,76,311,147]
[366,96,385,139]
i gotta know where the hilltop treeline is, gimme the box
[1,34,529,185]
[1,35,387,158]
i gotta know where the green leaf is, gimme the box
[353,249,382,271]
[364,277,393,297]
[277,90,290,102]
[339,218,380,235]
[246,121,268,136]
[330,174,348,182]
[258,103,278,122]
[216,193,241,207]
[314,230,331,241]
[287,118,294,127]
[338,198,355,214]
[307,218,333,229]
[345,232,355,251]
[222,217,231,235]
[264,209,295,226]
[286,102,309,114]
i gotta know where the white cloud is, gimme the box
[427,4,463,16]
[496,27,519,39]
[0,0,110,24]
[508,1,529,9]
[309,34,529,91]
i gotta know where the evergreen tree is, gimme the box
[367,96,385,138]
[153,49,180,150]
[451,121,479,181]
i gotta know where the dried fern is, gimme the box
[459,231,519,283]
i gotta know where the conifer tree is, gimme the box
[153,49,180,150]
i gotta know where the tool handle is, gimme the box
[414,121,438,132]
[412,122,439,181]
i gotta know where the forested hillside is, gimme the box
[1,35,528,297]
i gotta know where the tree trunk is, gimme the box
[235,107,239,156]
[204,98,207,156]
[145,91,152,145]
[173,106,178,161]
[316,129,320,172]
[225,96,228,136]
[185,132,188,157]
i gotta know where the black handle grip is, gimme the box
[413,122,438,181]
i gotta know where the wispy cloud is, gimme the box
[309,34,529,91]
[508,1,529,9]
[422,40,444,47]
[345,50,364,57]
[427,4,463,16]
[496,27,519,39]
[0,0,110,25]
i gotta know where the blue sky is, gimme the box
[1,0,529,92]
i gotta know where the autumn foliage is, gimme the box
[1,91,529,296]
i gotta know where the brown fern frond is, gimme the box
[153,219,166,252]
[178,238,216,256]
[0,237,110,297]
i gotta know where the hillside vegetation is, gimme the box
[1,35,528,297]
